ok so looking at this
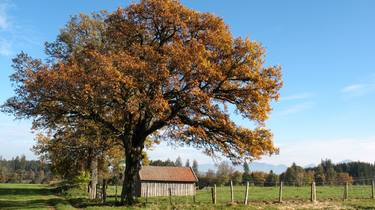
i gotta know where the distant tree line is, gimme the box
[0,155,53,184]
[2,155,375,188]
[198,159,375,187]
[197,161,279,187]
[305,159,375,185]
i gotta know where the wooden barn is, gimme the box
[135,166,198,197]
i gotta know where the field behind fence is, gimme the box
[105,180,375,206]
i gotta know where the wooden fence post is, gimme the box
[244,181,249,205]
[211,185,217,204]
[372,180,375,199]
[311,181,316,203]
[102,179,107,203]
[114,184,118,203]
[279,181,283,203]
[214,184,217,204]
[169,188,172,205]
[145,185,149,203]
[344,182,349,200]
[96,184,100,200]
[230,180,234,203]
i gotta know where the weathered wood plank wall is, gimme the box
[138,182,196,197]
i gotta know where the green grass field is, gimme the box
[0,184,74,210]
[1,183,375,209]
[193,185,374,203]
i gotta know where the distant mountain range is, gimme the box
[199,162,288,174]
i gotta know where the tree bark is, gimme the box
[89,157,98,200]
[120,138,144,205]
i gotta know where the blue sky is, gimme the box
[1,0,375,166]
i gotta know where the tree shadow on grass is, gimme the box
[68,197,122,208]
[0,187,70,209]
[67,197,149,209]
[0,187,52,196]
[0,198,67,209]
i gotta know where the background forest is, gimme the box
[1,155,375,187]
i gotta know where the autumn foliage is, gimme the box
[2,0,282,204]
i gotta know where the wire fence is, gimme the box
[103,178,375,206]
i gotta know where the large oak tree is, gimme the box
[2,0,282,204]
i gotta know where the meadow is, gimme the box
[0,183,74,210]
[1,183,375,209]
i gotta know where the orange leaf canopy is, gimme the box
[4,0,282,163]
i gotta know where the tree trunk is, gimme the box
[120,141,144,205]
[89,157,98,200]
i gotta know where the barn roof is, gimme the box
[139,166,198,182]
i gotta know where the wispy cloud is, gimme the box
[261,136,375,166]
[341,83,375,96]
[277,102,314,116]
[281,92,314,101]
[0,1,12,56]
[0,1,42,57]
[147,136,375,167]
[274,92,315,116]
[0,38,11,56]
[0,3,9,30]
